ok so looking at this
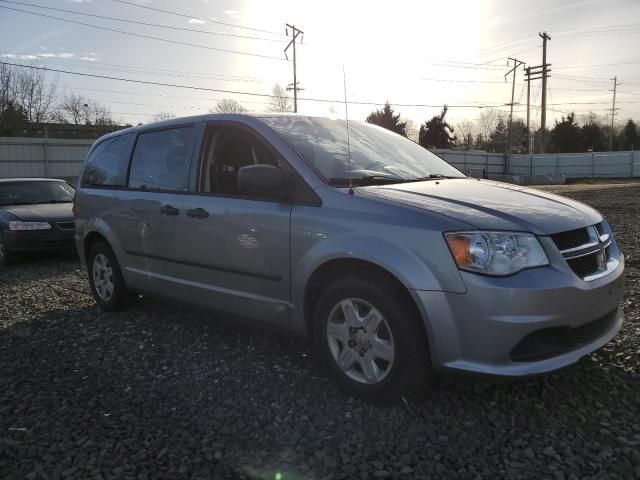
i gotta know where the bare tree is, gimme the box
[268,84,292,113]
[455,120,476,150]
[211,98,247,114]
[150,111,176,122]
[10,64,58,124]
[56,93,113,125]
[89,102,113,126]
[477,109,503,145]
[403,118,419,143]
[57,93,87,124]
[0,63,12,117]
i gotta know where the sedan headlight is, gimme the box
[8,221,51,231]
[445,231,549,276]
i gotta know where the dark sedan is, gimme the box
[0,178,75,265]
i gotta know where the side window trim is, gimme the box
[126,124,197,192]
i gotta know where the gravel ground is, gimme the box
[0,186,639,480]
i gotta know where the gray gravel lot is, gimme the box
[1,186,639,480]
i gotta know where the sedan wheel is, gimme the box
[326,298,395,384]
[92,253,114,301]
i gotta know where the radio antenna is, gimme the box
[343,65,354,195]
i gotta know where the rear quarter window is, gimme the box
[81,133,136,187]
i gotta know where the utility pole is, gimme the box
[524,64,549,153]
[539,32,551,153]
[284,24,304,113]
[526,66,531,153]
[505,57,525,154]
[609,76,621,151]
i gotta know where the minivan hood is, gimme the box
[358,178,602,235]
[1,203,73,222]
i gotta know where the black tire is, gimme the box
[312,274,431,403]
[0,237,14,266]
[87,241,135,311]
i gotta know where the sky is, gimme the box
[1,0,640,131]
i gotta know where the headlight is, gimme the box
[8,221,51,231]
[445,231,549,276]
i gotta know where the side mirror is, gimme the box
[237,164,292,199]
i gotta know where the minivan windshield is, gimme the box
[261,116,465,185]
[0,181,75,206]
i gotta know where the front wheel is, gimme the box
[312,275,430,402]
[87,242,134,311]
[0,238,14,266]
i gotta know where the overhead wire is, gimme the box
[0,5,287,61]
[109,0,285,37]
[0,0,284,42]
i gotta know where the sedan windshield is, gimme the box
[262,116,465,184]
[0,181,75,206]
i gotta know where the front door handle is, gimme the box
[186,207,210,219]
[160,205,180,216]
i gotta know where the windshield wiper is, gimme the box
[396,174,462,183]
[328,175,406,187]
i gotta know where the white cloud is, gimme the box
[224,9,240,19]
[188,18,206,25]
[58,53,74,58]
[1,53,17,59]
[79,56,97,61]
[67,0,91,3]
[38,53,57,58]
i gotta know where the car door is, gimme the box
[175,123,293,329]
[124,124,197,292]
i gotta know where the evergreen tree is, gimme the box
[582,120,606,151]
[550,112,583,153]
[619,119,639,150]
[365,102,407,136]
[488,118,508,152]
[418,106,456,149]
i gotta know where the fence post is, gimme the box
[485,154,489,177]
[464,151,468,175]
[42,139,48,177]
[529,154,533,177]
[632,149,635,177]
[592,152,595,178]
[555,153,560,175]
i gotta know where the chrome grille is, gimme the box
[550,227,590,251]
[551,223,615,281]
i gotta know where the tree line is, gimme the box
[365,101,639,153]
[0,63,294,135]
[0,63,117,135]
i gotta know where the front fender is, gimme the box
[290,232,466,335]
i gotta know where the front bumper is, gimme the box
[3,228,76,253]
[412,254,625,376]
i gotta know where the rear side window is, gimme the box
[128,126,195,191]
[81,133,135,187]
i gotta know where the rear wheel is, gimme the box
[312,275,430,402]
[87,242,134,311]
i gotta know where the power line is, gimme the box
[8,56,270,83]
[0,5,286,61]
[110,0,285,37]
[0,0,284,42]
[1,61,509,109]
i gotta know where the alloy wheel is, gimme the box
[92,253,114,301]
[326,298,395,384]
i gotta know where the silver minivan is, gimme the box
[74,114,625,401]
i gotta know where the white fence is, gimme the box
[431,149,506,177]
[0,136,639,181]
[510,151,640,178]
[0,137,93,179]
